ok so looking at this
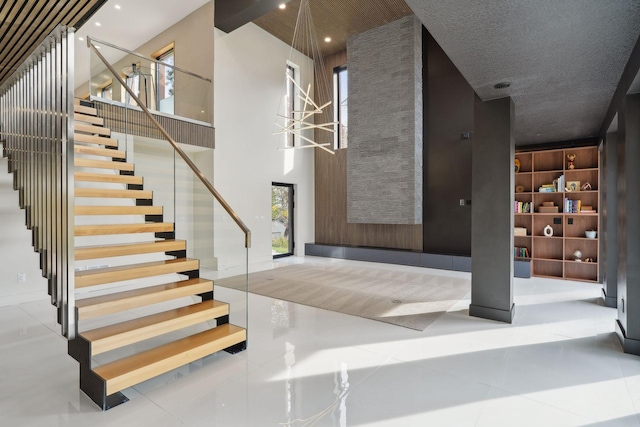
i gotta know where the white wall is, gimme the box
[213,24,315,269]
[0,157,50,306]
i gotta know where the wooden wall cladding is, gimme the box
[315,149,423,251]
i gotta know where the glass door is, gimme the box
[272,183,294,258]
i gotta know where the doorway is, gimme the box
[272,183,294,258]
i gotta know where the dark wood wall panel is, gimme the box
[315,149,423,250]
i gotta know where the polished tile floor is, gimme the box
[2,256,639,426]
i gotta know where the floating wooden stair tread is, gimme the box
[75,239,185,260]
[76,123,111,136]
[75,205,160,216]
[80,300,228,356]
[94,323,246,396]
[74,104,97,116]
[74,133,117,147]
[75,222,173,237]
[74,113,104,126]
[75,258,199,288]
[75,187,151,199]
[75,278,212,320]
[75,145,126,159]
[75,158,134,172]
[74,172,143,185]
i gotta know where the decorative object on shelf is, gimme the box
[543,225,554,237]
[514,227,527,236]
[539,203,559,213]
[273,0,336,154]
[585,257,594,263]
[567,153,576,170]
[566,180,580,191]
[573,249,583,261]
[585,230,597,239]
[515,158,521,173]
[516,185,525,193]
[581,182,592,191]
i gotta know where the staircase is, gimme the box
[67,101,246,410]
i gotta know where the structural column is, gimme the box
[470,95,515,323]
[616,93,640,354]
[602,131,618,307]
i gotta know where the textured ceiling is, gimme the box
[0,0,108,87]
[254,0,413,57]
[405,0,640,145]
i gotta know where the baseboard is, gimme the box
[469,303,515,324]
[615,319,640,356]
[601,288,617,308]
[305,243,531,278]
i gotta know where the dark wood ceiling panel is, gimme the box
[253,0,413,56]
[0,0,108,87]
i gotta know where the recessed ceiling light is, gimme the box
[95,46,101,49]
[78,36,84,41]
[324,37,331,42]
[493,81,511,89]
[278,3,286,9]
[115,4,121,9]
[95,22,101,26]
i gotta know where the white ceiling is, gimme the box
[74,0,210,86]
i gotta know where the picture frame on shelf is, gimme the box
[566,180,580,192]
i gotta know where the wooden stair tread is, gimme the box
[75,187,151,199]
[75,113,104,126]
[74,133,117,147]
[75,222,173,236]
[75,205,161,216]
[75,145,126,159]
[75,278,212,320]
[94,324,246,395]
[76,123,111,136]
[75,158,134,172]
[74,172,143,185]
[74,104,97,116]
[75,239,185,260]
[75,258,199,288]
[80,300,228,355]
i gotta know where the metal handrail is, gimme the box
[88,37,212,83]
[87,36,251,248]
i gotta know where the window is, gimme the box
[285,64,296,147]
[156,46,175,114]
[100,83,112,100]
[333,65,348,149]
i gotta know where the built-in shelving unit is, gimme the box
[514,146,600,282]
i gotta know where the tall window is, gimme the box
[101,83,112,101]
[333,65,348,149]
[285,64,296,147]
[156,47,175,114]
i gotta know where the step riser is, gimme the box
[75,113,104,126]
[76,123,111,136]
[75,159,134,172]
[76,259,199,288]
[75,146,126,159]
[104,329,246,395]
[75,188,151,199]
[74,133,117,147]
[74,174,143,185]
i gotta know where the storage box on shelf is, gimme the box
[514,146,600,282]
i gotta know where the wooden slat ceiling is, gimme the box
[0,0,108,87]
[253,0,413,57]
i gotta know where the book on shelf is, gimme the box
[564,198,582,213]
[514,247,530,258]
[514,201,531,213]
[539,187,556,193]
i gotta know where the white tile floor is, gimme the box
[2,256,639,426]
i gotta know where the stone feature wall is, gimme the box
[346,15,423,225]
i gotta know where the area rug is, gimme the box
[215,263,470,331]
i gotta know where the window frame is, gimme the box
[333,65,348,149]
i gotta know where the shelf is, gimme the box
[565,237,598,241]
[566,167,598,172]
[532,257,563,262]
